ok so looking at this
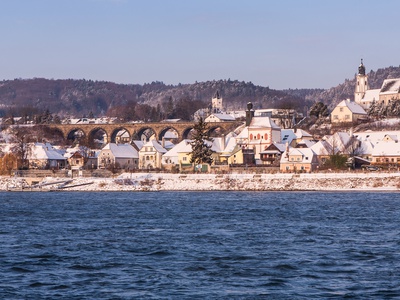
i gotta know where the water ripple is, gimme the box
[1,191,400,299]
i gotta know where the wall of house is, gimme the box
[115,158,138,169]
[280,162,315,173]
[98,149,114,168]
[331,107,352,123]
[379,94,400,106]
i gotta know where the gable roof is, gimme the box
[280,147,316,163]
[141,140,168,154]
[102,143,139,158]
[310,140,332,155]
[163,139,192,158]
[380,78,400,95]
[362,88,380,102]
[336,100,367,115]
[30,143,66,161]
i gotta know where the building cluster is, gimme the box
[1,60,400,174]
[2,98,400,174]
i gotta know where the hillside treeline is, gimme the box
[1,65,400,121]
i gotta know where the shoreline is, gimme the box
[1,172,400,192]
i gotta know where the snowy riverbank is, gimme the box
[1,172,400,192]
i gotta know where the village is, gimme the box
[1,60,400,191]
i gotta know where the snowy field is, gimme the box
[1,172,400,192]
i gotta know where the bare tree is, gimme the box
[9,126,35,169]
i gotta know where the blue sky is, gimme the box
[1,0,399,89]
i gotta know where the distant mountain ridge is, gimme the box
[1,65,399,118]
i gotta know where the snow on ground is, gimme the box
[1,172,400,192]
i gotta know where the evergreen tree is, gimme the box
[190,118,214,165]
[309,102,329,118]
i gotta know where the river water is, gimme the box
[1,191,400,299]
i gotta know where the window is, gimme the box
[264,133,268,140]
[249,134,253,140]
[340,108,343,112]
[183,157,187,161]
[333,115,338,120]
[257,133,261,140]
[345,115,350,119]
[286,166,290,170]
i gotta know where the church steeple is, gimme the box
[211,90,223,113]
[358,59,366,75]
[354,59,369,105]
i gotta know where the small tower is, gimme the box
[245,102,255,126]
[354,59,369,104]
[211,91,223,113]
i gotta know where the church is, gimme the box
[355,60,400,109]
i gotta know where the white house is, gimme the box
[280,147,318,173]
[98,143,139,170]
[139,140,167,169]
[29,143,67,169]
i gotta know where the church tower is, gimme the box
[354,59,369,104]
[211,90,223,113]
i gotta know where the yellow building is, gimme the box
[331,100,367,123]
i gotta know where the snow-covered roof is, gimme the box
[102,143,139,158]
[222,135,240,153]
[163,139,192,158]
[336,100,367,115]
[295,129,312,138]
[261,142,286,154]
[249,117,281,129]
[380,78,400,95]
[163,131,178,139]
[29,143,66,161]
[132,140,144,151]
[362,89,380,102]
[227,111,246,119]
[371,141,400,157]
[296,139,316,148]
[280,147,316,163]
[64,145,88,158]
[205,113,236,121]
[310,140,332,155]
[354,130,400,143]
[141,140,167,154]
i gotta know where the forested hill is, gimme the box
[1,64,400,120]
[0,78,309,120]
[284,65,400,109]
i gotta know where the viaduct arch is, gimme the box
[46,121,242,146]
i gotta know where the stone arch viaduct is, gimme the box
[46,121,242,145]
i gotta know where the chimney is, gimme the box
[246,102,254,126]
[285,142,289,159]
